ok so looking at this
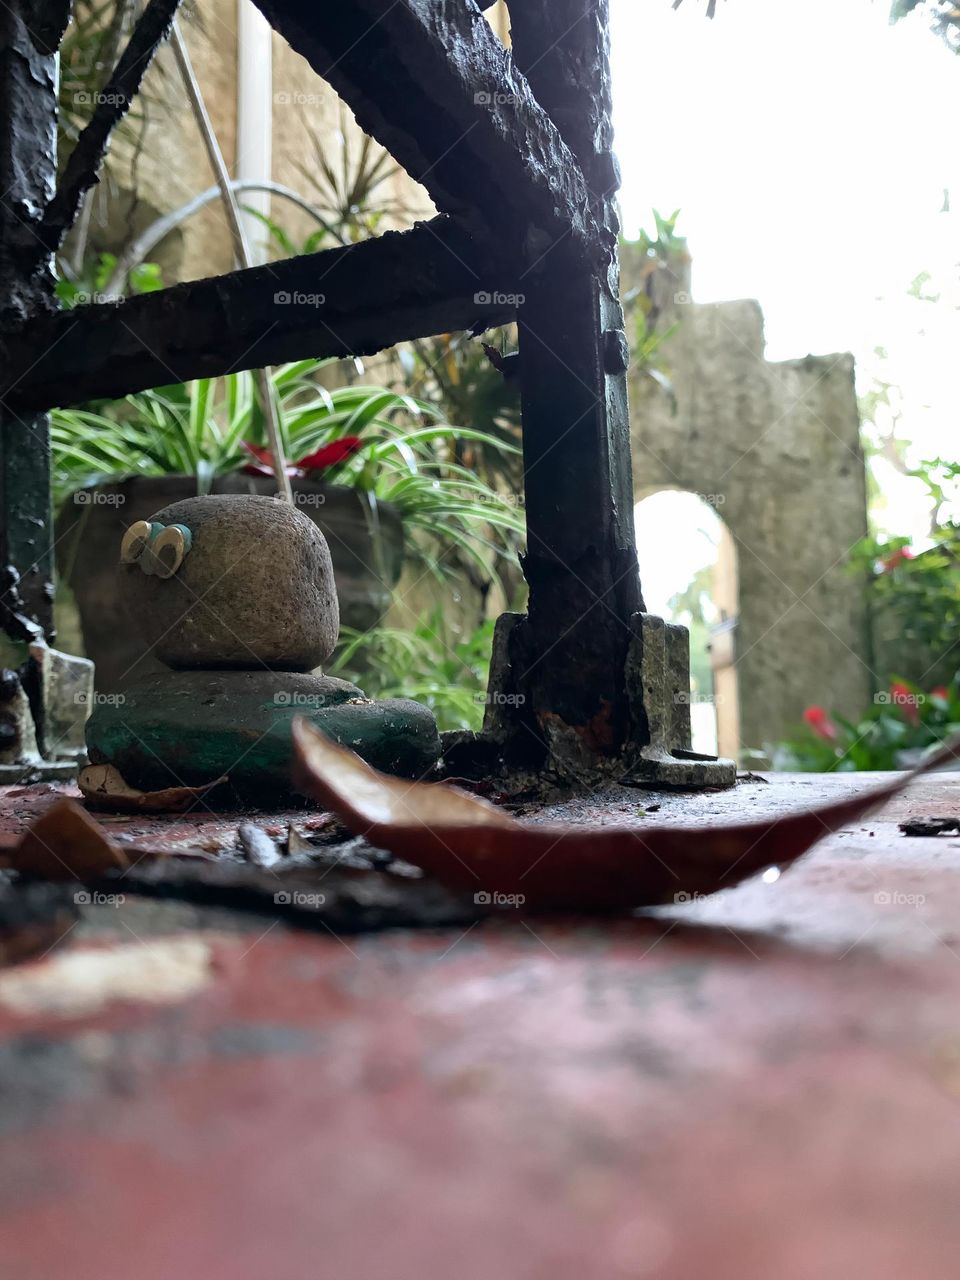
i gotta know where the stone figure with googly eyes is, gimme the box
[85,493,440,802]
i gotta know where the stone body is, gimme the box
[85,670,441,801]
[122,495,339,671]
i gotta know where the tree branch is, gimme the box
[40,0,182,252]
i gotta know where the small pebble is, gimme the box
[237,822,282,868]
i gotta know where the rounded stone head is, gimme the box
[120,494,340,671]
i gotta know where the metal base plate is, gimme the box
[625,745,737,790]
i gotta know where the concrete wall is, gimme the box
[626,259,872,753]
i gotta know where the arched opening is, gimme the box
[634,490,740,759]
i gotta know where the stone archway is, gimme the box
[627,285,872,753]
[634,489,740,758]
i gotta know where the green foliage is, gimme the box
[395,331,523,495]
[850,456,960,662]
[56,253,162,307]
[294,114,415,244]
[910,456,960,526]
[891,0,960,52]
[668,563,715,695]
[331,612,495,732]
[622,208,690,407]
[781,459,960,770]
[854,530,960,662]
[50,359,524,586]
[634,208,688,263]
[240,114,418,264]
[244,210,334,260]
[776,676,960,772]
[57,1,153,155]
[632,313,680,409]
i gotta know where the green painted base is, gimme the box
[85,670,441,805]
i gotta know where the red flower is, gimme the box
[890,681,920,726]
[296,437,362,472]
[931,686,950,702]
[240,442,300,478]
[880,546,914,571]
[241,436,362,479]
[803,705,838,743]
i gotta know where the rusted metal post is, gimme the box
[507,0,643,767]
[0,0,69,644]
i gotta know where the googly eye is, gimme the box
[150,524,190,579]
[120,520,159,564]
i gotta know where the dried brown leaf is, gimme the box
[11,799,129,881]
[292,718,960,912]
[79,763,228,813]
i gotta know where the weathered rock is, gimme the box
[121,495,339,671]
[0,668,40,766]
[27,641,94,761]
[85,669,441,802]
[624,613,735,788]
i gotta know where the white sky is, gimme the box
[612,0,959,550]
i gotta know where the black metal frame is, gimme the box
[0,0,727,781]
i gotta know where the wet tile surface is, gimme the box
[1,773,960,1279]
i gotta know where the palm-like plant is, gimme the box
[295,110,418,243]
[397,331,523,496]
[51,359,524,585]
[330,611,496,732]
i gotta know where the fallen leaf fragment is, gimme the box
[292,719,960,912]
[899,816,960,837]
[287,824,313,855]
[79,763,228,813]
[10,799,128,880]
[238,822,282,868]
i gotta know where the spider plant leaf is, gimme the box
[339,388,414,434]
[195,458,216,496]
[272,359,332,389]
[189,378,213,451]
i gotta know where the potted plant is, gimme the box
[53,359,523,689]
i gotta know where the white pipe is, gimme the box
[172,19,292,505]
[236,0,273,264]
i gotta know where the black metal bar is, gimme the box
[508,0,644,762]
[40,0,182,252]
[0,0,69,642]
[1,218,515,412]
[249,0,598,254]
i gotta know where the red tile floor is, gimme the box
[1,770,960,1280]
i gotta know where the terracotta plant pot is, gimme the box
[56,475,404,691]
